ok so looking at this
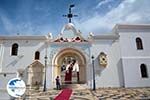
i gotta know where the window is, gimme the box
[136,37,143,50]
[35,51,40,60]
[11,43,18,56]
[140,64,148,78]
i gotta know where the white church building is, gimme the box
[0,23,150,91]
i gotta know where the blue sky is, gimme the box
[0,0,150,37]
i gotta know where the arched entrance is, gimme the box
[53,48,86,84]
[27,61,44,87]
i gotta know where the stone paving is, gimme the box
[16,86,150,100]
[91,87,150,100]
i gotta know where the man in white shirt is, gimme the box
[73,60,79,72]
[72,60,80,83]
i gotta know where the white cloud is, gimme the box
[0,15,34,35]
[0,12,42,35]
[96,0,114,8]
[74,0,150,34]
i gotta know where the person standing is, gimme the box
[56,76,61,90]
[65,61,73,84]
[73,60,80,83]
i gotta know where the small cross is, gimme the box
[63,4,78,23]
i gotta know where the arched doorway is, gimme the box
[27,61,44,88]
[53,48,86,84]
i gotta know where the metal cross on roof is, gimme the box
[63,4,78,23]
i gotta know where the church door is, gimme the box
[53,48,86,85]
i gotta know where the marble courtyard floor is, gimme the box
[19,86,150,100]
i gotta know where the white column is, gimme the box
[46,66,53,89]
[0,44,4,72]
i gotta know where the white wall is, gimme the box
[122,58,150,87]
[0,73,16,89]
[2,39,46,72]
[119,31,150,87]
[89,39,121,87]
[119,32,150,57]
[0,39,48,89]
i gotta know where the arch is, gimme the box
[52,48,87,84]
[35,51,40,60]
[61,23,77,35]
[11,43,19,56]
[140,64,148,78]
[136,37,143,50]
[53,48,86,65]
[27,61,44,87]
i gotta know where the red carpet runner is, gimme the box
[54,88,72,100]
